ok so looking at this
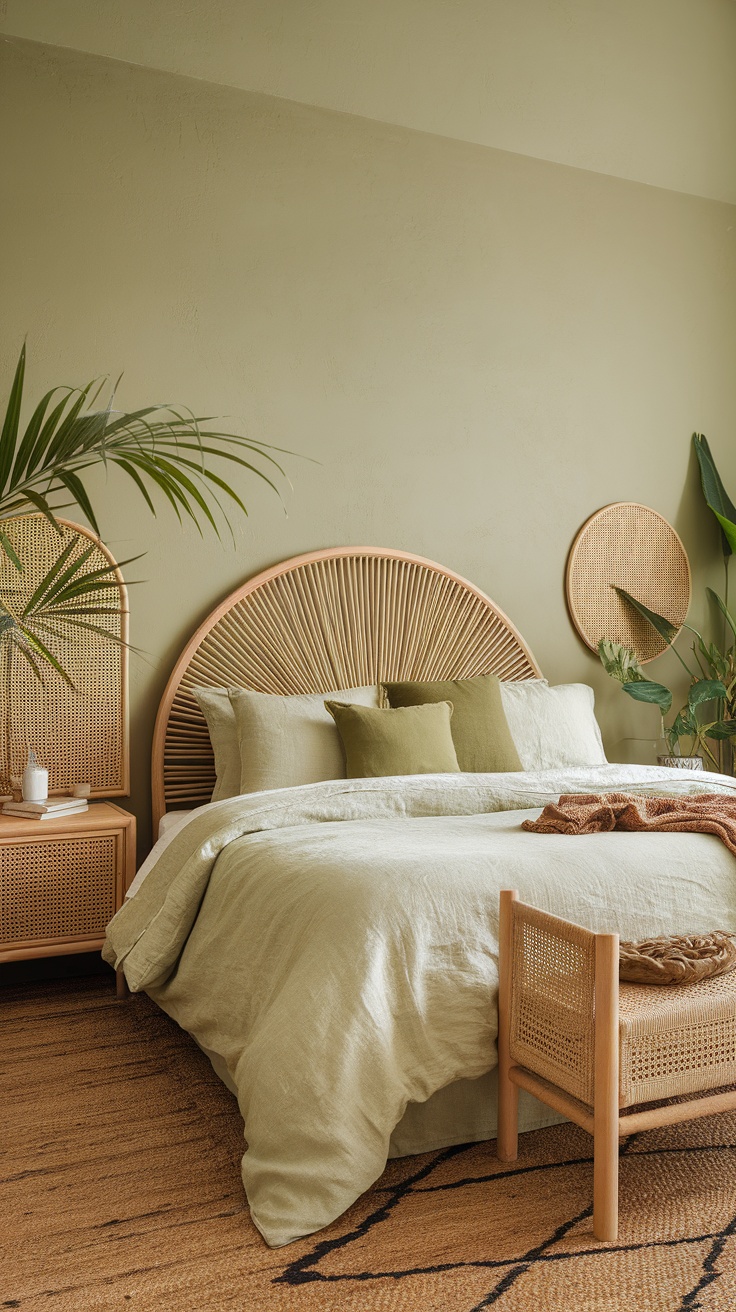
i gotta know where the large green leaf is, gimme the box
[707,588,736,645]
[705,720,736,740]
[613,587,678,644]
[695,631,730,680]
[672,708,697,735]
[613,587,696,677]
[693,433,736,557]
[622,680,673,713]
[713,511,736,556]
[688,678,728,711]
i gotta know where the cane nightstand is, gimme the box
[0,802,135,998]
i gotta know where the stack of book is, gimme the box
[2,796,89,821]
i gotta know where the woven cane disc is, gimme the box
[566,503,691,662]
[619,932,736,985]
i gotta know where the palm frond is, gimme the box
[0,536,141,685]
[0,343,304,682]
[0,342,25,494]
[0,343,300,566]
[0,531,22,571]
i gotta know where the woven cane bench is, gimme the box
[496,890,736,1241]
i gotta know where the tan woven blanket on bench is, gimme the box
[522,792,736,858]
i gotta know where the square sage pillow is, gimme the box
[383,673,522,773]
[325,700,460,779]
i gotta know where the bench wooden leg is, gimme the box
[593,1111,619,1240]
[497,889,519,1161]
[593,933,619,1241]
[497,1070,519,1161]
[116,969,129,1000]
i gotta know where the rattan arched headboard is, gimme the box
[151,546,541,827]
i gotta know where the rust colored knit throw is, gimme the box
[522,792,736,984]
[521,791,736,859]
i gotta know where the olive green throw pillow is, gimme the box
[383,673,522,773]
[324,700,461,779]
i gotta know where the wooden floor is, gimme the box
[6,975,736,1311]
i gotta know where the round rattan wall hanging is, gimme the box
[565,503,691,662]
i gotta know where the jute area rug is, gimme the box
[4,978,736,1311]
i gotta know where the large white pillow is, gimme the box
[193,684,379,799]
[229,685,380,793]
[499,679,607,771]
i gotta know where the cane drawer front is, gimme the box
[0,829,123,950]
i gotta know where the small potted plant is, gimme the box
[597,638,723,770]
[597,436,736,774]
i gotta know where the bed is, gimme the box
[104,546,736,1247]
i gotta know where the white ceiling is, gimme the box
[3,0,736,203]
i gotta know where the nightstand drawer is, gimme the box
[0,804,135,970]
[0,832,120,948]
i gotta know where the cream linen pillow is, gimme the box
[192,686,242,802]
[499,679,607,770]
[228,685,380,794]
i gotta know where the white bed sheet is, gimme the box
[158,809,193,840]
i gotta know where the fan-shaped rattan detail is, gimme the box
[152,546,541,826]
[0,516,128,797]
[566,503,691,661]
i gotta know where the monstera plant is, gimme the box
[598,434,736,771]
[0,343,291,684]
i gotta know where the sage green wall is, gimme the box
[4,0,736,202]
[2,36,736,847]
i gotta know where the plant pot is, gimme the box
[657,755,704,771]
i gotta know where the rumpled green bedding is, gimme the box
[103,766,736,1246]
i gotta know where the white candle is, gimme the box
[22,749,49,803]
